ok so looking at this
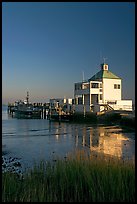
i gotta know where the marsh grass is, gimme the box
[2,150,135,202]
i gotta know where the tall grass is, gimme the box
[2,150,135,202]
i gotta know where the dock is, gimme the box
[7,103,135,128]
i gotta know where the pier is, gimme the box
[7,103,135,128]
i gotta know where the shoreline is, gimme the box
[49,112,135,130]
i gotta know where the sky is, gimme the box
[2,2,135,104]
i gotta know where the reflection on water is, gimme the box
[2,105,135,170]
[79,126,134,160]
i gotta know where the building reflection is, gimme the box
[53,122,70,142]
[75,128,79,147]
[90,128,99,147]
[79,126,134,159]
[82,127,86,147]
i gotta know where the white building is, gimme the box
[49,98,74,114]
[74,63,132,113]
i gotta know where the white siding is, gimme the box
[90,88,100,94]
[106,100,132,111]
[103,78,121,102]
[116,100,132,106]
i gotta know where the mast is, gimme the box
[26,91,29,104]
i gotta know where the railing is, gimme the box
[100,104,114,113]
[109,104,133,111]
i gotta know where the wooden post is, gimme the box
[83,94,85,118]
[44,108,46,119]
[49,106,51,120]
[83,105,86,118]
[59,106,62,124]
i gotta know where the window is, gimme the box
[100,83,102,88]
[107,101,116,104]
[114,84,117,89]
[100,94,102,100]
[78,97,83,104]
[91,83,99,88]
[83,83,89,89]
[114,84,120,89]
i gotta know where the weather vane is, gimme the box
[103,57,108,64]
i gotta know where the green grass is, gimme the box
[2,150,135,202]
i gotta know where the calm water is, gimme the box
[2,105,135,171]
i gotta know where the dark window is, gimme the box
[100,94,102,100]
[91,83,99,88]
[107,101,116,104]
[78,97,83,104]
[114,84,117,89]
[114,84,120,89]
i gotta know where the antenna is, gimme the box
[100,51,107,63]
[103,57,108,64]
[82,70,85,82]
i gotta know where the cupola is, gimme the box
[101,63,108,71]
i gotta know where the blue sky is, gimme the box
[2,2,135,104]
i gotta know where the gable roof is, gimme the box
[88,70,121,81]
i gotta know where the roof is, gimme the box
[88,70,121,81]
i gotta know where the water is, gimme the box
[2,105,135,171]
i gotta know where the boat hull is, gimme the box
[14,110,41,119]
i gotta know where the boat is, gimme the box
[14,92,41,119]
